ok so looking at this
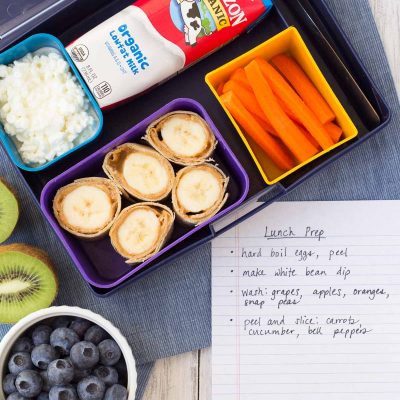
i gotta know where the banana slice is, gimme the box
[172,164,229,225]
[110,202,175,264]
[103,143,175,202]
[145,111,217,166]
[53,177,121,239]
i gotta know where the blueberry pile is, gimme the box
[2,317,128,400]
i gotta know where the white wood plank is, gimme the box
[199,347,212,400]
[369,0,400,94]
[141,351,199,400]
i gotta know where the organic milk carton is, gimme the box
[67,0,273,109]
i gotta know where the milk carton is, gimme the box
[67,0,273,109]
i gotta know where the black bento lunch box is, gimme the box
[0,0,390,296]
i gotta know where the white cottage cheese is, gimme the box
[0,51,95,166]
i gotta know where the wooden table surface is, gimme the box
[142,1,400,398]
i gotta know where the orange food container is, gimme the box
[205,27,358,185]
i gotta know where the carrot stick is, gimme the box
[217,82,225,96]
[253,114,280,138]
[221,91,295,171]
[229,70,301,124]
[230,67,298,123]
[222,80,278,136]
[272,54,335,124]
[230,68,251,90]
[255,57,334,150]
[324,122,343,143]
[294,122,321,150]
[244,61,319,163]
[276,96,301,124]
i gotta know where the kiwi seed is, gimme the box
[0,244,58,324]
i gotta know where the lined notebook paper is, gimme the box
[212,201,400,400]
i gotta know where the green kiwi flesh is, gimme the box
[0,179,19,244]
[0,244,58,323]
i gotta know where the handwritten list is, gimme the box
[212,201,400,400]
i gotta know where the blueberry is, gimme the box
[50,328,79,356]
[114,358,127,385]
[51,317,71,329]
[47,359,74,385]
[104,384,128,400]
[15,369,42,398]
[49,385,77,400]
[8,352,33,375]
[69,319,92,338]
[11,337,33,353]
[39,370,51,392]
[2,374,16,395]
[98,339,121,366]
[72,367,91,384]
[37,392,50,400]
[6,393,25,400]
[84,326,108,345]
[70,341,99,370]
[93,366,118,386]
[31,344,58,369]
[32,325,53,346]
[77,376,105,400]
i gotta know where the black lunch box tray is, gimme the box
[0,0,390,296]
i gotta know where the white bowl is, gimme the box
[0,306,137,400]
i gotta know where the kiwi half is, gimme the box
[0,244,58,323]
[0,178,19,243]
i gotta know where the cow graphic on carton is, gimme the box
[174,0,215,46]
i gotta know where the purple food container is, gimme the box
[40,98,249,289]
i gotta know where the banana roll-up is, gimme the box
[53,177,122,239]
[103,143,175,202]
[172,163,229,225]
[109,202,175,264]
[144,111,217,166]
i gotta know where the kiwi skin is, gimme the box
[0,243,57,277]
[0,178,19,243]
[0,244,59,323]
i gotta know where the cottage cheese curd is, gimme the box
[0,51,95,166]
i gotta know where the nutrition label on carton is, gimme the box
[212,201,400,400]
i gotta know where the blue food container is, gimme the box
[0,33,103,172]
